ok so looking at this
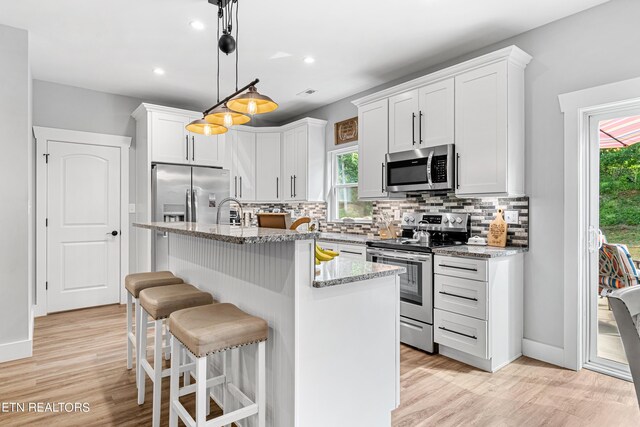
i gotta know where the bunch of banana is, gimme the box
[315,244,339,265]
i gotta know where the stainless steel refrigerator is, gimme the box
[152,163,230,271]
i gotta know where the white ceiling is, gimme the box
[0,0,608,123]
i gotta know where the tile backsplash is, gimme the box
[243,193,529,247]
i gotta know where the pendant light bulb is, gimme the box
[203,124,212,136]
[223,112,234,127]
[247,100,258,115]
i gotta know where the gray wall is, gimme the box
[32,80,144,274]
[288,0,640,350]
[0,24,30,350]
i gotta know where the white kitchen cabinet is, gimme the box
[358,99,389,199]
[317,241,366,261]
[282,120,325,202]
[388,90,419,153]
[433,253,523,372]
[150,112,190,164]
[190,132,225,168]
[255,132,281,201]
[229,130,256,201]
[418,78,455,148]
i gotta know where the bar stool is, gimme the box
[168,303,268,427]
[138,283,215,427]
[125,272,183,384]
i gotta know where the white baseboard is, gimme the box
[522,338,564,367]
[0,338,33,364]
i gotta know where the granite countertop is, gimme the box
[313,257,405,288]
[432,245,528,259]
[134,222,318,244]
[316,232,381,245]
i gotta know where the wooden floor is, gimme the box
[0,304,638,426]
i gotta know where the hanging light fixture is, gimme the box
[189,0,277,134]
[186,118,228,135]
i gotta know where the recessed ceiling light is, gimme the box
[153,68,165,76]
[190,21,205,30]
[303,56,315,64]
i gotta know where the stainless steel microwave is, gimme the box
[385,144,455,192]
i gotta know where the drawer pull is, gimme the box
[341,250,363,255]
[438,326,477,340]
[438,291,478,302]
[439,264,478,272]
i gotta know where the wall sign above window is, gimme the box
[334,117,358,145]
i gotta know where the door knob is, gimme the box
[108,230,119,236]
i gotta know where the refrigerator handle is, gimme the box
[192,188,198,222]
[185,189,192,222]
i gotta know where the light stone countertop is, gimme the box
[134,222,318,244]
[317,232,381,245]
[313,257,406,288]
[432,245,528,259]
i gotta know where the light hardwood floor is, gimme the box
[0,304,638,426]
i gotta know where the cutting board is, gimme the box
[257,213,292,229]
[487,209,507,248]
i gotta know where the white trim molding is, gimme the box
[522,339,564,367]
[33,126,132,316]
[558,75,640,371]
[0,338,32,364]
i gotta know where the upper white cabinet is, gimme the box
[282,120,326,202]
[256,132,281,201]
[191,132,225,167]
[353,45,531,198]
[150,112,191,164]
[388,90,419,153]
[358,99,389,199]
[418,78,454,148]
[229,130,256,201]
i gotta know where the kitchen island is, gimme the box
[134,222,404,427]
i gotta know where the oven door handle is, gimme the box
[367,249,431,262]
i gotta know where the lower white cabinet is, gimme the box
[317,241,366,261]
[434,253,523,372]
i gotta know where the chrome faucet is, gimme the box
[216,197,244,225]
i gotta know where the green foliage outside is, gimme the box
[336,152,373,220]
[600,143,640,259]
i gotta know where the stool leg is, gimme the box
[164,320,171,361]
[196,356,208,426]
[137,309,148,405]
[135,298,142,389]
[126,292,133,370]
[183,347,191,386]
[256,341,266,427]
[169,336,180,427]
[152,318,163,427]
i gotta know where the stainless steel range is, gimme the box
[366,212,470,353]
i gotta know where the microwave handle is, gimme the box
[426,151,434,187]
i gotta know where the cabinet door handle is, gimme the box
[456,153,460,190]
[438,326,477,340]
[185,135,189,161]
[234,176,237,198]
[191,136,195,161]
[419,110,423,144]
[293,175,297,198]
[438,263,477,272]
[381,163,386,193]
[276,177,279,199]
[341,250,363,256]
[412,112,416,145]
[290,176,293,198]
[438,291,478,302]
[239,176,242,198]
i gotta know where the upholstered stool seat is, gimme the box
[168,303,268,427]
[124,271,184,389]
[125,271,184,298]
[139,284,214,320]
[138,283,215,427]
[169,303,268,357]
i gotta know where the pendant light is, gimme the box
[227,85,278,115]
[186,118,228,135]
[205,105,251,126]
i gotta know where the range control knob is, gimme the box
[455,217,463,224]
[403,216,410,223]
[408,216,415,223]
[442,217,449,224]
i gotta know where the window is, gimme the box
[331,148,373,221]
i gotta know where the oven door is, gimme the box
[367,249,433,324]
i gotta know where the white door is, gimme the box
[292,125,308,201]
[256,132,281,201]
[388,90,419,153]
[283,129,296,200]
[47,141,121,312]
[358,99,389,198]
[418,79,455,148]
[191,132,224,167]
[151,112,189,164]
[234,131,256,201]
[455,62,508,195]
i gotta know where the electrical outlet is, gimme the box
[128,204,136,214]
[394,211,401,221]
[504,210,519,224]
